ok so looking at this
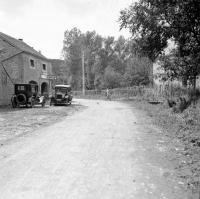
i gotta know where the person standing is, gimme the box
[106,88,111,100]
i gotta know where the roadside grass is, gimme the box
[130,99,200,193]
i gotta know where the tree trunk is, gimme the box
[182,75,188,87]
[192,75,197,106]
[193,75,196,90]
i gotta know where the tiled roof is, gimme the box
[0,32,47,60]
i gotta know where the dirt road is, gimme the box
[0,99,190,199]
[0,104,83,144]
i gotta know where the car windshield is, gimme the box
[55,87,71,93]
[17,85,25,91]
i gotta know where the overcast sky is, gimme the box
[0,0,134,59]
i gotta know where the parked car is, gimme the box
[50,85,73,106]
[11,84,46,108]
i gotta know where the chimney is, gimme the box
[18,38,23,41]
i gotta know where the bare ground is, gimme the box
[0,99,194,198]
[0,103,84,145]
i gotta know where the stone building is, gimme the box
[0,32,53,105]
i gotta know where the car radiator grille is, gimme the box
[56,94,63,99]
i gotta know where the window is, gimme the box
[17,86,25,91]
[42,64,46,71]
[30,59,35,67]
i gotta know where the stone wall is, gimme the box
[0,38,53,105]
[0,54,24,105]
[22,53,52,93]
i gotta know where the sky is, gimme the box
[0,0,135,59]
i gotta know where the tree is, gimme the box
[159,49,200,87]
[119,0,200,88]
[81,31,103,89]
[123,56,152,86]
[62,28,153,90]
[119,0,171,62]
[103,66,121,89]
[62,28,83,89]
[51,59,69,85]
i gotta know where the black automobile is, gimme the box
[50,85,73,106]
[11,84,45,108]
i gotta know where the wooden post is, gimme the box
[82,50,85,96]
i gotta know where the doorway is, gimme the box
[41,82,48,96]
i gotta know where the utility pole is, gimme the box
[82,50,85,95]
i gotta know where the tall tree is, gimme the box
[119,0,200,88]
[119,1,171,62]
[82,31,103,89]
[62,28,83,89]
[62,28,153,90]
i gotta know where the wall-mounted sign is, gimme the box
[41,74,47,79]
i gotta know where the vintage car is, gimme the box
[50,85,73,106]
[11,84,46,108]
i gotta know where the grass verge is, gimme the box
[129,99,200,194]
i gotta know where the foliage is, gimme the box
[159,48,200,87]
[131,99,200,193]
[51,59,69,85]
[103,66,121,89]
[119,0,200,88]
[62,28,153,90]
[62,28,83,89]
[123,56,152,86]
[119,1,171,62]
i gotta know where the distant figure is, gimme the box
[106,88,111,100]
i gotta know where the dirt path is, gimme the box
[0,99,190,199]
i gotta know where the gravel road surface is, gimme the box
[0,99,190,199]
[0,103,83,144]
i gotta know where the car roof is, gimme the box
[55,85,71,88]
[15,84,30,86]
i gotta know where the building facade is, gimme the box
[0,32,53,105]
